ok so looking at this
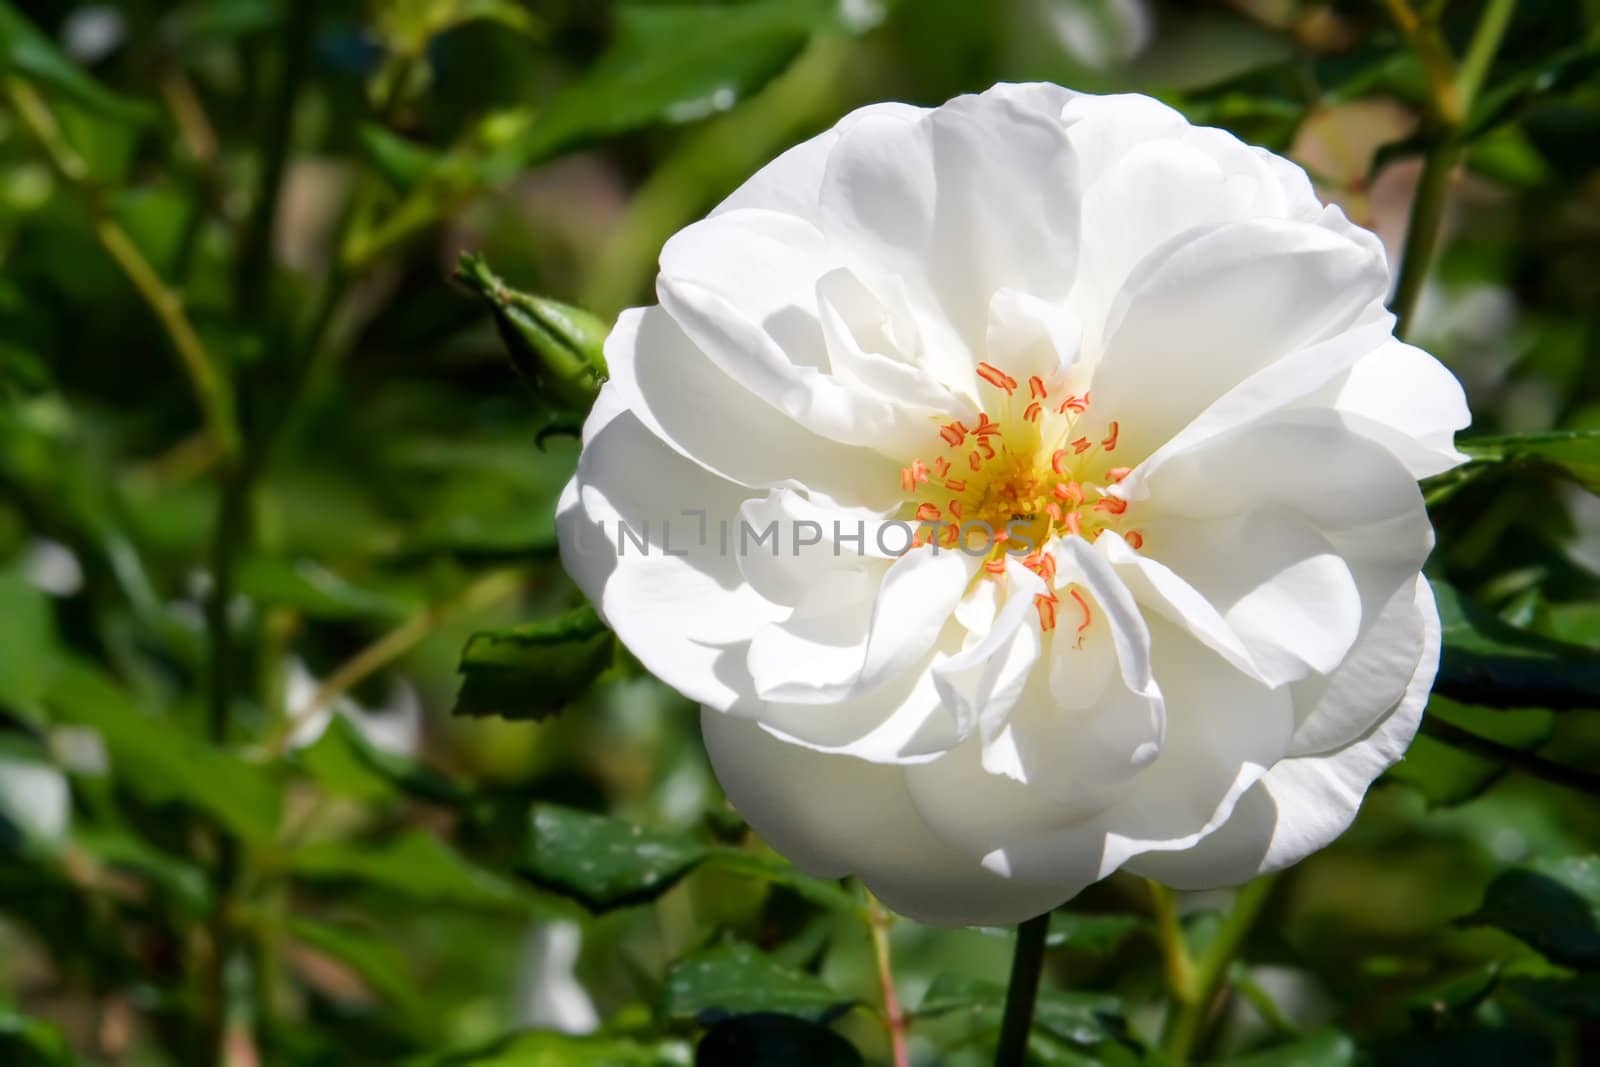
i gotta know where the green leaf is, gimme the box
[0,3,152,123]
[69,827,212,916]
[407,1029,687,1067]
[1408,962,1501,1024]
[235,555,419,622]
[1046,912,1146,956]
[0,1004,74,1066]
[454,605,613,722]
[359,123,446,190]
[1431,580,1600,710]
[296,714,467,806]
[288,830,524,910]
[695,1013,862,1067]
[1464,43,1600,140]
[701,850,858,913]
[498,0,846,170]
[1463,854,1600,968]
[916,974,1123,1047]
[1457,430,1600,494]
[660,943,851,1023]
[0,569,57,721]
[1505,974,1600,1020]
[44,660,283,846]
[287,917,426,1019]
[516,804,708,911]
[1216,1028,1357,1067]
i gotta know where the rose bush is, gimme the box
[557,83,1469,926]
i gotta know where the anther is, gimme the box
[1093,496,1127,515]
[1106,467,1131,483]
[1125,531,1144,549]
[1024,401,1042,422]
[1029,376,1047,400]
[1035,593,1058,631]
[945,478,967,492]
[1070,588,1092,634]
[915,503,942,522]
[939,423,966,447]
[933,457,951,477]
[976,363,1018,395]
[1101,421,1119,451]
[968,451,982,471]
[1071,436,1092,454]
[1051,449,1069,475]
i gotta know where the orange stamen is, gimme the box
[973,413,1002,437]
[984,558,1006,575]
[915,503,941,522]
[1125,531,1144,549]
[1051,449,1069,475]
[948,500,964,520]
[968,451,982,471]
[933,457,951,477]
[1094,495,1128,515]
[1065,512,1082,537]
[1106,467,1131,483]
[1101,421,1119,451]
[911,459,929,483]
[1071,437,1092,454]
[1053,481,1083,505]
[1035,593,1058,631]
[1028,375,1047,400]
[1070,588,1092,634]
[939,423,966,447]
[978,439,996,460]
[945,478,967,492]
[900,468,915,491]
[976,362,1018,395]
[1024,401,1042,422]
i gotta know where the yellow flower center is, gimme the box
[896,362,1142,636]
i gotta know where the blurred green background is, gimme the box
[1,0,1599,1064]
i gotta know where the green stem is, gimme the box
[865,894,910,1067]
[1456,0,1518,109]
[1148,881,1199,1005]
[1385,0,1517,340]
[1161,875,1280,1066]
[1421,717,1600,796]
[994,913,1051,1067]
[1389,138,1460,340]
[4,78,242,465]
[236,0,316,320]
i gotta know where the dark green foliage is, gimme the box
[1,0,1599,1063]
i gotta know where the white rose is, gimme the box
[557,84,1469,926]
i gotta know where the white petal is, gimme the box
[984,288,1084,384]
[1126,575,1437,887]
[908,618,1289,886]
[750,545,977,704]
[931,560,1047,738]
[606,306,900,505]
[1132,507,1362,686]
[1317,339,1471,478]
[700,711,1066,926]
[820,84,1081,367]
[1129,411,1432,630]
[757,623,970,763]
[713,102,928,221]
[1090,218,1388,460]
[1286,578,1424,756]
[558,409,778,711]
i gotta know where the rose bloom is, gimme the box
[558,84,1469,925]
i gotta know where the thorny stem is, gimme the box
[866,893,910,1067]
[994,913,1051,1067]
